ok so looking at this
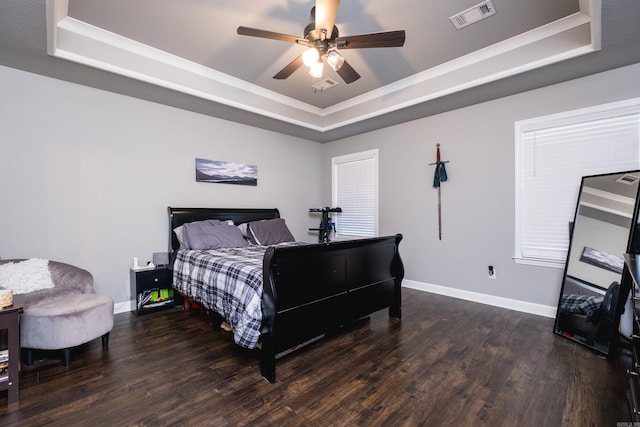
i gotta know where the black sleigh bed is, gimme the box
[168,207,404,382]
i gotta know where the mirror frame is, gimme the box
[554,170,640,356]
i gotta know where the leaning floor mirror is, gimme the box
[554,170,640,355]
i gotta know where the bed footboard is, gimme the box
[260,234,404,383]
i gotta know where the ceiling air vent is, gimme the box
[616,174,640,185]
[312,78,339,93]
[450,0,496,30]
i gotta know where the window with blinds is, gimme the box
[515,99,640,267]
[332,149,379,239]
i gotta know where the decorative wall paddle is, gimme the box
[429,144,449,240]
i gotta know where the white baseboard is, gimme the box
[403,280,557,318]
[115,283,558,318]
[114,300,134,314]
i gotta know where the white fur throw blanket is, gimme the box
[0,258,55,294]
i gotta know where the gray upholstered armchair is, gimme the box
[0,259,113,366]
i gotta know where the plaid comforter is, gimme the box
[560,294,604,320]
[173,244,301,348]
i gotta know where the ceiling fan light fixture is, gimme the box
[309,61,324,78]
[302,48,320,67]
[238,3,406,84]
[326,50,344,71]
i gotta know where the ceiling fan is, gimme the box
[237,0,406,84]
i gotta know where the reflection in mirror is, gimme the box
[555,170,640,355]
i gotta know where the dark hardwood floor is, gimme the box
[0,288,631,426]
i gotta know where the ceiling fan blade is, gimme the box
[335,60,361,84]
[237,26,306,45]
[273,55,304,80]
[314,0,340,39]
[336,30,406,49]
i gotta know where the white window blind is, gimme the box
[332,150,378,239]
[516,99,640,267]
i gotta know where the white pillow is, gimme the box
[0,258,55,294]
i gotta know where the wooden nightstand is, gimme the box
[130,267,175,316]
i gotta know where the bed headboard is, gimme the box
[167,207,280,253]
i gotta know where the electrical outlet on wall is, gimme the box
[488,265,496,279]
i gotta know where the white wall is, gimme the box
[0,66,323,310]
[322,63,640,313]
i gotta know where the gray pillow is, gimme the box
[173,225,186,247]
[174,220,223,249]
[248,218,295,245]
[182,220,248,250]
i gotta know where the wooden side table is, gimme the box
[0,294,24,406]
[130,267,175,316]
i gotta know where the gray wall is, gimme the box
[0,66,323,310]
[322,63,640,310]
[2,62,640,314]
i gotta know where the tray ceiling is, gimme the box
[3,1,638,142]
